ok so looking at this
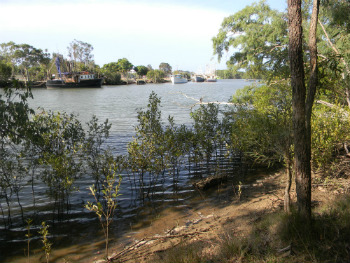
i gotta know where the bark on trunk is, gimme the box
[288,0,311,220]
[284,157,292,213]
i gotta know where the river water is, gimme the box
[29,79,246,151]
[1,79,249,262]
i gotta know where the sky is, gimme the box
[0,0,287,72]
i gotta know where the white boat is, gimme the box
[206,75,217,82]
[171,74,188,84]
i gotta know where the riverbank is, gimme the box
[6,166,350,263]
[86,166,350,263]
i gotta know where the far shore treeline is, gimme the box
[0,40,243,87]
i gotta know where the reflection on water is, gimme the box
[0,80,248,262]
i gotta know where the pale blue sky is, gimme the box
[0,0,287,72]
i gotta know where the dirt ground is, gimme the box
[85,169,349,263]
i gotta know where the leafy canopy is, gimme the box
[212,0,289,80]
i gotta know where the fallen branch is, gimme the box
[110,228,210,262]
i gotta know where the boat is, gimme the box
[171,74,188,84]
[46,57,103,88]
[46,72,103,88]
[206,75,217,82]
[192,75,205,82]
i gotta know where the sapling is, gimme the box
[25,218,33,263]
[85,162,122,259]
[38,222,52,263]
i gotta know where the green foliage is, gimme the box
[0,42,51,82]
[212,1,289,80]
[216,69,244,79]
[0,83,35,226]
[84,115,113,193]
[134,65,149,77]
[146,69,165,83]
[101,62,122,84]
[0,83,34,143]
[116,58,133,77]
[228,80,292,167]
[85,158,122,259]
[33,110,85,213]
[311,103,350,172]
[127,91,166,194]
[0,60,12,82]
[38,222,52,263]
[159,62,172,75]
[67,39,94,70]
[173,70,191,79]
[191,103,221,169]
[318,0,350,109]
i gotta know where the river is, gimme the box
[1,79,250,262]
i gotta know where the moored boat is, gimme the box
[46,57,103,88]
[46,72,103,88]
[192,75,205,82]
[206,75,217,82]
[171,74,188,84]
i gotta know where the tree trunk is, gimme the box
[288,0,311,220]
[284,157,292,214]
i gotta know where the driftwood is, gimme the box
[192,174,228,190]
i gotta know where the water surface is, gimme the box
[1,79,249,262]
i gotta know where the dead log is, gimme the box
[192,174,227,190]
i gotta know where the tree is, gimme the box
[212,1,289,80]
[212,1,294,211]
[116,58,133,78]
[146,69,165,83]
[288,0,319,220]
[85,153,121,259]
[159,62,172,75]
[0,42,51,82]
[229,80,293,211]
[0,82,35,226]
[0,61,12,82]
[34,110,85,216]
[317,0,350,109]
[101,62,122,84]
[213,0,321,217]
[67,39,94,71]
[134,65,149,77]
[127,92,166,197]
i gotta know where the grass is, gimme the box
[152,194,350,263]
